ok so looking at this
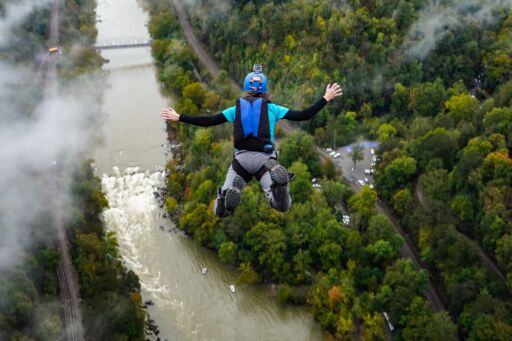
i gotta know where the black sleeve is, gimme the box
[179,112,228,127]
[283,97,328,121]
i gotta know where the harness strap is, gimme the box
[232,158,253,183]
[255,164,270,181]
[232,156,278,183]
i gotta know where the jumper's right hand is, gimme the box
[323,83,343,102]
[160,107,180,122]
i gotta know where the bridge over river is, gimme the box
[94,37,152,49]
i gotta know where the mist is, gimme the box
[0,0,102,274]
[0,0,50,46]
[403,0,512,59]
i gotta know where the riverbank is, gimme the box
[58,1,148,340]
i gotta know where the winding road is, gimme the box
[170,0,447,314]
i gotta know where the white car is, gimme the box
[383,312,394,332]
[333,152,341,158]
[329,151,336,156]
[358,180,365,186]
[364,169,371,175]
[326,148,333,153]
[370,148,375,155]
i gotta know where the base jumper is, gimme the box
[161,64,342,217]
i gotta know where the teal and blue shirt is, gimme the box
[222,103,289,144]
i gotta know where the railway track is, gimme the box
[43,1,85,340]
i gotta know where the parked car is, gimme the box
[333,152,341,158]
[370,148,375,155]
[364,169,371,175]
[358,179,365,186]
[326,148,333,153]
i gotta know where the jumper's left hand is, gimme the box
[323,83,343,102]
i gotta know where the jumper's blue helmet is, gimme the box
[243,64,267,93]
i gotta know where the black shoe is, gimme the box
[225,175,245,211]
[264,159,289,186]
[215,188,229,217]
[288,172,295,182]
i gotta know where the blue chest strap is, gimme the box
[240,98,263,138]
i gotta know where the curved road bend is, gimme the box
[171,0,447,313]
[414,181,508,286]
[45,0,85,340]
[172,0,239,91]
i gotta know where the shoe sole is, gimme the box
[225,176,245,210]
[265,159,289,186]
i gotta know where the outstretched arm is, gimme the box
[283,83,343,121]
[160,107,227,127]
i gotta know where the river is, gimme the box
[92,0,322,340]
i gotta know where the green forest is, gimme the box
[146,0,512,339]
[2,0,510,339]
[0,0,144,340]
[70,163,145,340]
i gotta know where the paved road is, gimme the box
[170,0,447,314]
[44,1,84,340]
